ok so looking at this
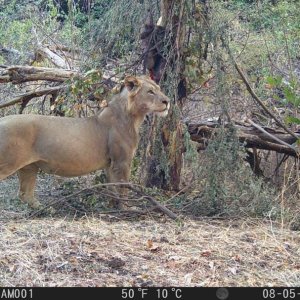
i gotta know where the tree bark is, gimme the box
[141,0,187,191]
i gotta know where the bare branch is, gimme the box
[0,65,79,84]
[36,46,71,69]
[29,182,178,221]
[188,121,300,157]
[0,85,66,109]
[233,61,299,141]
[246,118,298,152]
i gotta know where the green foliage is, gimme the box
[69,69,103,96]
[266,75,300,126]
[0,19,33,50]
[59,69,105,116]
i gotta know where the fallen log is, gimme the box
[0,65,78,84]
[187,121,300,157]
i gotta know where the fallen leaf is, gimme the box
[147,240,153,249]
[201,251,212,257]
[265,83,273,89]
[184,273,193,285]
[228,267,237,275]
[146,239,160,252]
[100,100,108,108]
[166,260,179,269]
[233,255,241,262]
[295,265,300,269]
[69,257,79,264]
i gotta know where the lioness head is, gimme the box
[124,75,170,117]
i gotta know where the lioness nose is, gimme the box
[162,100,169,106]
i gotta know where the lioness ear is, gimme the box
[124,76,140,93]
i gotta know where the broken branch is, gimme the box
[0,85,66,109]
[188,121,300,157]
[0,65,78,84]
[246,118,298,153]
[233,61,299,141]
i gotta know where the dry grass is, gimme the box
[0,214,299,287]
[0,174,299,287]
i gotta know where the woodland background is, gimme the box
[0,0,299,287]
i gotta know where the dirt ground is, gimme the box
[0,175,300,287]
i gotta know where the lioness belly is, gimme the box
[35,143,110,177]
[36,157,109,177]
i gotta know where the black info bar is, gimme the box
[0,287,299,300]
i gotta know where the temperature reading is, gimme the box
[157,289,168,299]
[156,288,182,299]
[122,289,135,299]
[121,288,149,299]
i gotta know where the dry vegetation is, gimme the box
[0,176,300,287]
[0,0,300,288]
[0,214,299,287]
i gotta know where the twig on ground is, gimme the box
[28,182,178,220]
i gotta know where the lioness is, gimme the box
[0,75,170,209]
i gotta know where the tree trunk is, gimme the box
[140,0,187,191]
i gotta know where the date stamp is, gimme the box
[262,288,299,299]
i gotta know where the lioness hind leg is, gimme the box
[17,164,41,209]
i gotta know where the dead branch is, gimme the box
[233,61,299,141]
[128,185,178,220]
[0,65,78,84]
[0,85,66,109]
[36,46,71,69]
[221,36,300,141]
[246,118,297,152]
[188,121,300,157]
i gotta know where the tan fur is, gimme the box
[0,75,170,209]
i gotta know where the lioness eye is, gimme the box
[148,90,155,95]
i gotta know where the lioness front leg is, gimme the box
[107,161,131,209]
[17,164,41,209]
